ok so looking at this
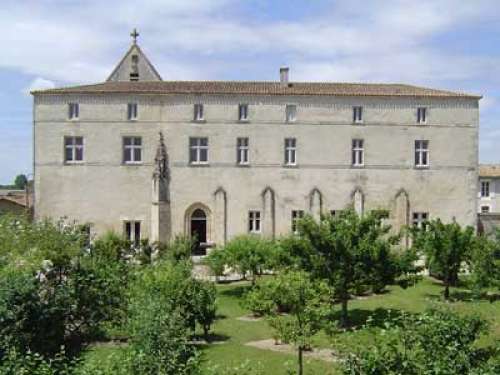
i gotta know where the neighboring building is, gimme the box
[478,164,500,234]
[32,32,481,254]
[0,190,31,216]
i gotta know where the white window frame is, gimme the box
[189,137,209,164]
[417,107,427,124]
[123,136,142,164]
[291,210,304,233]
[127,103,138,121]
[68,103,79,120]
[124,220,141,247]
[352,139,364,167]
[239,104,249,122]
[412,212,429,229]
[353,106,363,124]
[237,137,249,165]
[415,140,429,168]
[480,205,491,214]
[480,180,491,198]
[64,136,84,164]
[248,210,261,233]
[194,103,204,121]
[284,138,297,166]
[286,104,297,123]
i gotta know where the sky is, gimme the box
[0,0,499,184]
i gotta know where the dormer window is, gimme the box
[127,103,138,120]
[130,54,139,81]
[68,103,79,120]
[194,104,204,121]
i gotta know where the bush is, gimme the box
[217,235,276,284]
[128,260,218,374]
[343,308,498,375]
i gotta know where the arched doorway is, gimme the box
[190,208,208,255]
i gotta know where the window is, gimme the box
[284,138,297,165]
[130,55,139,81]
[237,137,249,165]
[68,103,79,120]
[330,210,337,217]
[124,221,141,246]
[481,205,490,214]
[291,210,304,233]
[352,139,364,167]
[239,104,249,121]
[189,137,209,164]
[194,104,204,121]
[415,140,429,167]
[127,103,138,120]
[412,212,429,229]
[417,107,427,124]
[64,136,84,163]
[353,106,363,123]
[481,181,490,197]
[123,137,142,164]
[248,211,261,233]
[286,104,297,123]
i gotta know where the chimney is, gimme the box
[280,66,289,87]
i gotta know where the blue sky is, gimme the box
[0,0,499,184]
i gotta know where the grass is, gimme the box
[81,277,499,374]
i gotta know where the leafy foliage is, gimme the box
[245,271,331,375]
[208,235,276,284]
[343,308,499,375]
[283,210,403,326]
[411,219,475,299]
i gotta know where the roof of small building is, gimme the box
[31,80,481,99]
[0,195,27,207]
[479,165,500,178]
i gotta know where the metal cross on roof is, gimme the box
[130,28,139,44]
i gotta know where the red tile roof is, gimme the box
[31,81,481,99]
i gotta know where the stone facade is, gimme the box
[477,165,500,234]
[32,40,481,253]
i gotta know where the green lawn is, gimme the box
[82,277,499,374]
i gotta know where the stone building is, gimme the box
[478,164,500,234]
[32,34,481,254]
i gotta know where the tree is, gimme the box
[468,235,500,297]
[14,174,28,190]
[411,219,475,300]
[287,210,401,327]
[247,271,331,375]
[217,235,275,285]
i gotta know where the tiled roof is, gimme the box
[479,165,500,178]
[31,81,481,98]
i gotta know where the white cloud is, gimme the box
[24,77,55,94]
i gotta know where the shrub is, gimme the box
[218,235,276,284]
[343,309,498,375]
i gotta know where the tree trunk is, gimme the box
[298,346,303,375]
[444,283,450,300]
[340,298,349,328]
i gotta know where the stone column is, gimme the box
[353,188,364,216]
[213,187,227,247]
[262,187,276,238]
[309,188,323,221]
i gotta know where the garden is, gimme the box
[0,210,499,374]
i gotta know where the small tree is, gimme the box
[287,210,401,327]
[14,174,28,190]
[411,219,475,300]
[220,235,275,285]
[250,271,331,375]
[468,235,500,297]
